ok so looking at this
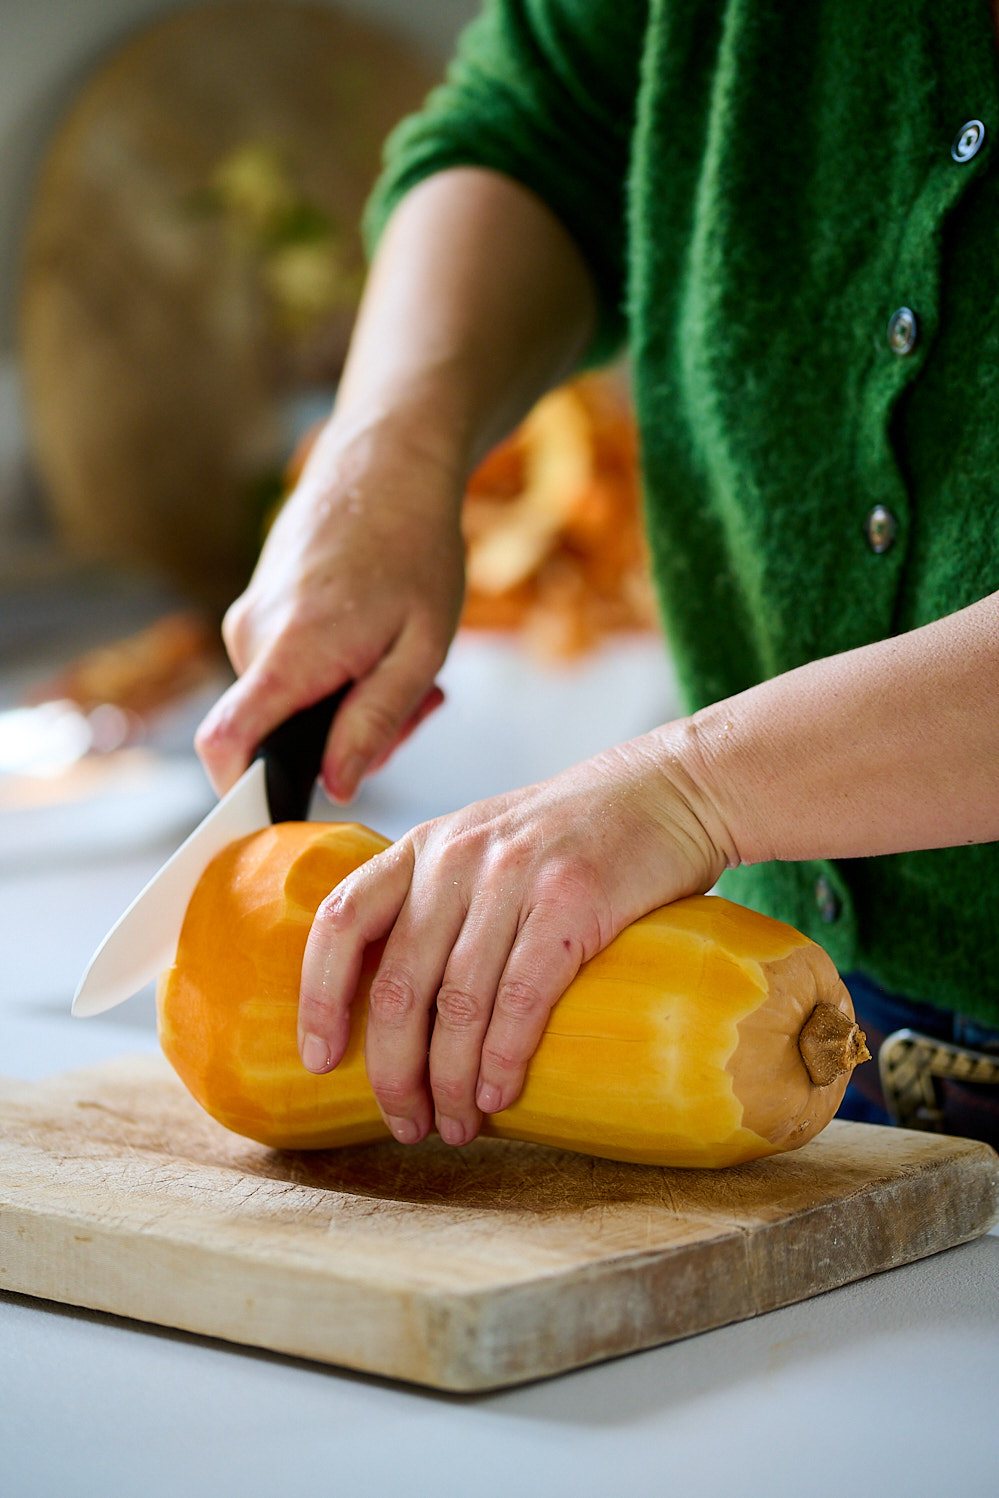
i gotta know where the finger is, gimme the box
[195,664,283,795]
[366,684,446,773]
[362,866,468,1144]
[195,657,348,796]
[475,906,587,1115]
[298,841,413,1074]
[427,898,520,1146]
[219,596,252,675]
[321,626,444,803]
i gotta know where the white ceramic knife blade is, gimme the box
[71,757,270,1016]
[71,686,348,1019]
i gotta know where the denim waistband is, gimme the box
[842,972,999,1054]
[837,971,999,1136]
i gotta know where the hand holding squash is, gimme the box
[295,733,736,1148]
[157,820,869,1168]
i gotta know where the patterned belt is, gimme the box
[841,973,999,1150]
[879,1029,999,1136]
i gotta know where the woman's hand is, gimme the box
[297,734,730,1146]
[195,168,599,805]
[195,413,466,804]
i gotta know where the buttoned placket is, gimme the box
[867,118,990,565]
[824,107,994,942]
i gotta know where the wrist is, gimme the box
[289,398,469,543]
[325,377,479,491]
[643,719,741,889]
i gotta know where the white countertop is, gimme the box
[2,572,998,1498]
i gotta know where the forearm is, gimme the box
[331,166,598,473]
[667,591,999,867]
[197,166,597,798]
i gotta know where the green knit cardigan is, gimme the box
[365,0,999,1024]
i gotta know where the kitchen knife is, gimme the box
[72,689,347,1017]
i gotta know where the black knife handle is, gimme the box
[254,686,351,823]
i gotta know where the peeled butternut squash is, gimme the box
[157,821,869,1168]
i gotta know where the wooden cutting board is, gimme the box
[2,1054,997,1391]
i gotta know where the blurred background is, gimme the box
[0,0,680,1063]
[0,0,479,594]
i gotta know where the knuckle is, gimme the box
[354,698,402,757]
[252,662,285,700]
[220,601,248,656]
[434,984,486,1032]
[298,1002,337,1038]
[549,911,602,970]
[480,1041,524,1078]
[194,697,239,754]
[312,887,357,934]
[407,629,447,679]
[428,1072,468,1110]
[485,835,531,877]
[534,863,613,960]
[369,1076,419,1113]
[192,719,217,758]
[435,830,478,876]
[368,969,422,1028]
[537,856,601,907]
[429,824,521,891]
[438,811,490,853]
[494,977,546,1024]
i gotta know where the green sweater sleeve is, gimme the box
[362,0,649,364]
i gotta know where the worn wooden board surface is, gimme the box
[1,1054,997,1391]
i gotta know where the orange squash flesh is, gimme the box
[157,822,868,1167]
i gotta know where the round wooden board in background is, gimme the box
[20,2,433,610]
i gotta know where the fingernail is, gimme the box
[386,1115,421,1144]
[336,754,365,801]
[476,1082,503,1113]
[437,1115,467,1147]
[301,1033,330,1073]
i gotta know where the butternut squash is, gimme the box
[157,821,870,1167]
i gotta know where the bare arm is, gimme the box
[298,592,999,1149]
[335,166,599,478]
[670,590,999,866]
[195,166,597,800]
[199,169,999,1156]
